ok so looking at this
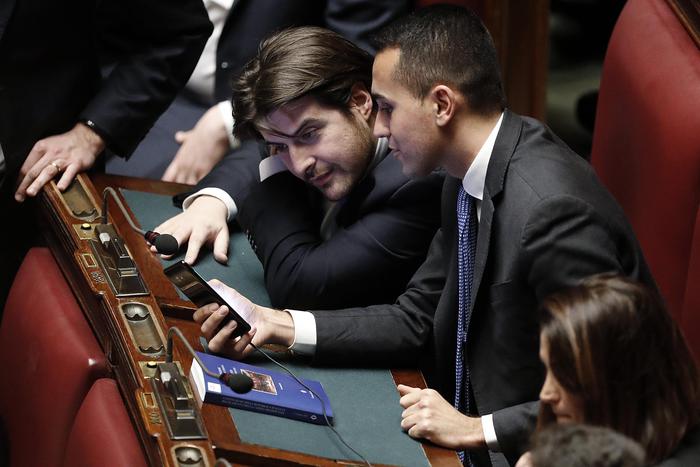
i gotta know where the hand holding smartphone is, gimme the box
[163,261,252,338]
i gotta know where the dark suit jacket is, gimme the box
[207,141,444,310]
[309,111,656,466]
[0,0,211,193]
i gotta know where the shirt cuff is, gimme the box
[182,187,238,222]
[482,414,501,451]
[217,100,239,149]
[287,309,317,356]
[259,155,288,181]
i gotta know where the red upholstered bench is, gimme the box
[62,378,147,467]
[590,0,700,356]
[0,247,109,467]
[683,209,700,360]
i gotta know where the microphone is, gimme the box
[144,230,179,257]
[166,327,253,394]
[101,187,179,255]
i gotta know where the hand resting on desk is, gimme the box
[15,123,105,202]
[398,384,486,450]
[151,195,229,264]
[192,279,295,358]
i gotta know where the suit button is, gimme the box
[220,61,230,70]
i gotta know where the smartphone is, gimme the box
[163,261,252,338]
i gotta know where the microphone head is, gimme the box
[221,373,254,394]
[155,234,179,255]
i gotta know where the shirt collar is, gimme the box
[205,0,234,10]
[462,112,504,200]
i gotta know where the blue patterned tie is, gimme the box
[455,185,477,464]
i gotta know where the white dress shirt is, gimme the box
[186,0,235,101]
[186,0,239,148]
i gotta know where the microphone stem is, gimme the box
[166,327,220,380]
[101,187,146,235]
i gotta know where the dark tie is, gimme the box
[455,185,477,464]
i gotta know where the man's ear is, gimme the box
[430,85,460,127]
[349,82,373,120]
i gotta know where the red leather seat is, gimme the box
[0,248,109,467]
[590,0,700,352]
[683,210,700,360]
[62,378,147,467]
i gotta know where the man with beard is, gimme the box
[155,26,443,310]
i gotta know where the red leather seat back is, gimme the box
[683,209,700,361]
[0,248,109,467]
[62,379,147,467]
[590,0,700,323]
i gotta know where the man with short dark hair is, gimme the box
[155,26,443,310]
[195,7,655,466]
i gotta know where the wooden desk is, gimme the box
[37,173,460,466]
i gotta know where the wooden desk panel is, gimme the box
[37,173,460,466]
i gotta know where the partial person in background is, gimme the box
[0,0,212,309]
[105,0,411,184]
[524,274,700,466]
[516,424,645,467]
[154,26,443,310]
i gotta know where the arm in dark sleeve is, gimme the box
[193,139,264,203]
[492,401,539,465]
[237,171,443,310]
[324,0,412,53]
[310,227,447,367]
[80,0,213,157]
[523,195,627,301]
[493,195,626,464]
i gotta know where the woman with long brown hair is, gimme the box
[525,274,700,465]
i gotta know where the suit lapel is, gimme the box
[0,0,16,43]
[470,195,493,316]
[468,110,523,316]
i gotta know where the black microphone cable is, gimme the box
[100,187,179,255]
[250,342,372,467]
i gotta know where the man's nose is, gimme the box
[288,145,315,179]
[373,112,390,139]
